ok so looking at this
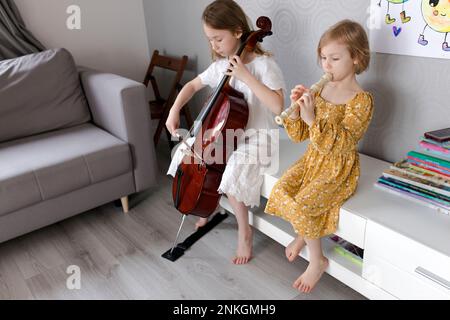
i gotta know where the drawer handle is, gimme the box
[415,267,450,290]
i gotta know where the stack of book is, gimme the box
[375,129,450,215]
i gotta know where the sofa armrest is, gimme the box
[79,68,158,192]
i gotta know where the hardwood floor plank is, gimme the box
[0,242,34,299]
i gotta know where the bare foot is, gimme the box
[232,227,253,265]
[285,236,306,262]
[293,257,329,293]
[195,217,209,230]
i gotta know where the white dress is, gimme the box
[167,55,286,208]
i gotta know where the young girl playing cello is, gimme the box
[166,0,285,265]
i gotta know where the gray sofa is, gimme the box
[0,48,158,243]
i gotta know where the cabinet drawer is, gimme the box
[363,254,450,300]
[335,209,366,249]
[365,221,450,295]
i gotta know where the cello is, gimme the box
[163,17,273,261]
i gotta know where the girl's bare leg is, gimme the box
[285,235,306,262]
[293,237,329,293]
[228,194,253,265]
[195,203,222,230]
[195,217,209,229]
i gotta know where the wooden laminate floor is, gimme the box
[0,141,366,300]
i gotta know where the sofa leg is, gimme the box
[120,196,129,213]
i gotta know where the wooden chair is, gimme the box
[143,50,194,149]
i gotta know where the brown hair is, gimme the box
[317,20,370,75]
[202,0,269,60]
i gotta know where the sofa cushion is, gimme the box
[0,124,132,216]
[0,48,91,143]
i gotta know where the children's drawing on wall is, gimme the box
[419,0,450,51]
[379,0,411,25]
[370,0,450,59]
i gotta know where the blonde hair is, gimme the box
[202,0,269,60]
[317,20,370,75]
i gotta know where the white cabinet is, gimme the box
[363,221,450,300]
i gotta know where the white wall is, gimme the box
[15,0,150,81]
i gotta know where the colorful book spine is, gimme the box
[406,162,450,181]
[419,141,450,155]
[334,246,363,267]
[374,182,450,215]
[376,180,450,212]
[407,151,450,169]
[382,170,450,197]
[377,180,450,209]
[409,160,450,176]
[378,176,450,205]
[418,148,450,161]
[390,160,450,187]
[408,161,450,177]
[420,136,450,149]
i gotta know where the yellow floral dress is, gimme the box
[265,91,374,239]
